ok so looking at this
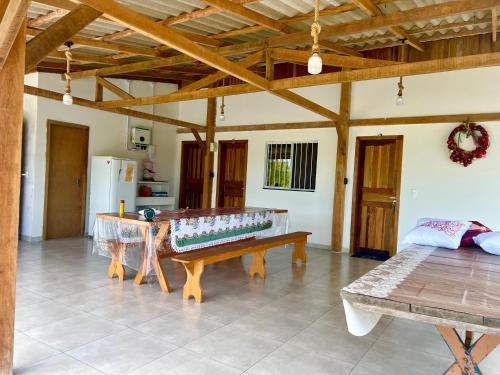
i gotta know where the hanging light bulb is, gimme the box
[396,76,404,106]
[308,0,322,75]
[219,96,225,121]
[63,41,73,106]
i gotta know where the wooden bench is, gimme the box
[171,231,311,303]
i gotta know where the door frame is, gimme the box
[43,119,89,240]
[178,140,202,209]
[349,135,404,257]
[216,139,248,208]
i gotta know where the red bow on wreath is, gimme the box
[447,121,489,167]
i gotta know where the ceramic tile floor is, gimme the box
[13,238,500,374]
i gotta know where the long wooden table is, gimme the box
[341,246,500,375]
[95,207,287,292]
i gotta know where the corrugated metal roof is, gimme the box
[28,0,493,61]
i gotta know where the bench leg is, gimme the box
[182,260,205,303]
[249,250,266,278]
[292,240,307,264]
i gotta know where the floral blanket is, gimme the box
[170,210,273,253]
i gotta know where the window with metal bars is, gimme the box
[264,142,318,192]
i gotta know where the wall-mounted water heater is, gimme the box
[131,127,151,150]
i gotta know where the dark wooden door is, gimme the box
[179,141,204,209]
[350,136,403,257]
[216,140,248,208]
[44,120,89,239]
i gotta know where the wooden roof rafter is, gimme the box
[93,51,500,108]
[75,0,340,122]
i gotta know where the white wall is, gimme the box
[21,73,179,240]
[176,67,500,250]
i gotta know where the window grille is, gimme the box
[264,142,318,192]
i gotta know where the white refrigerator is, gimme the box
[88,156,138,235]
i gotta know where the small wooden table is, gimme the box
[95,207,287,293]
[341,246,500,375]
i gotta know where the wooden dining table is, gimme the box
[94,207,287,292]
[341,245,500,374]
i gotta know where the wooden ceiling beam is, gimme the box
[209,0,396,40]
[25,5,102,73]
[177,50,263,93]
[32,0,223,48]
[28,8,69,27]
[46,50,120,65]
[343,17,494,47]
[101,0,257,42]
[95,76,134,99]
[177,120,336,133]
[77,0,269,91]
[270,48,399,68]
[202,0,360,57]
[0,0,30,70]
[95,52,500,108]
[24,85,204,130]
[350,112,500,126]
[266,0,500,48]
[26,28,160,57]
[76,1,340,120]
[270,52,500,89]
[493,8,498,42]
[36,61,187,83]
[69,0,499,80]
[351,0,424,51]
[202,0,292,33]
[69,39,266,80]
[355,25,500,51]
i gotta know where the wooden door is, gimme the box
[179,141,204,209]
[44,120,89,239]
[216,140,248,208]
[350,136,403,257]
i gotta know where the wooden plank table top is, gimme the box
[96,207,287,226]
[341,246,500,335]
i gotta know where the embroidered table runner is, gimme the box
[170,210,273,253]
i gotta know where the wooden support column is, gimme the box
[0,16,25,375]
[331,81,352,252]
[202,97,216,208]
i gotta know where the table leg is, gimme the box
[437,325,500,375]
[152,254,171,292]
[133,255,147,286]
[107,243,125,281]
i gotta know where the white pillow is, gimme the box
[474,232,500,255]
[403,219,470,249]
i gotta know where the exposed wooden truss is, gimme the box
[14,0,500,128]
[0,0,30,70]
[94,52,500,108]
[24,85,204,130]
[25,4,102,73]
[351,0,424,51]
[177,112,500,134]
[95,76,134,100]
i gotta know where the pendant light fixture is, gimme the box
[396,76,404,106]
[62,41,73,106]
[307,0,322,75]
[219,96,225,121]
